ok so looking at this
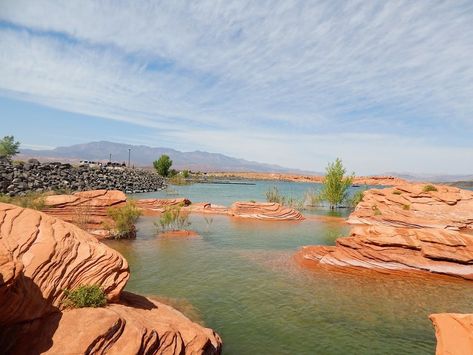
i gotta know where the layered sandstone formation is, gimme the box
[136,197,191,213]
[42,189,127,238]
[430,313,473,355]
[229,201,304,221]
[207,172,407,186]
[296,184,473,279]
[0,203,222,354]
[349,184,473,230]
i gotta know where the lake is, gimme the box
[104,180,473,354]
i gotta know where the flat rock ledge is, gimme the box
[430,313,473,355]
[0,203,222,354]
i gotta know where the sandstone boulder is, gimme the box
[229,201,304,221]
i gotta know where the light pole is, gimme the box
[128,148,131,168]
[109,153,112,163]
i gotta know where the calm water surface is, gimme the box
[106,181,473,354]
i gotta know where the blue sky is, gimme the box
[0,1,472,174]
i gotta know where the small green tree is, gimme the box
[153,154,173,177]
[0,136,20,159]
[320,158,354,209]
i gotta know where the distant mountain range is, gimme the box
[384,172,473,183]
[19,141,312,173]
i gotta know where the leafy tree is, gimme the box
[153,154,173,177]
[320,158,354,209]
[0,136,20,159]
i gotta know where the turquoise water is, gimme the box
[109,181,473,354]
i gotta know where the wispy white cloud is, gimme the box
[0,0,472,173]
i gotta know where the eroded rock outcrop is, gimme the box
[296,184,473,280]
[0,203,222,354]
[430,313,473,355]
[136,197,191,214]
[42,189,127,238]
[297,225,473,279]
[229,201,304,221]
[349,184,473,230]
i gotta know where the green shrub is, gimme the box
[372,205,382,216]
[320,158,354,209]
[182,170,190,178]
[349,190,365,208]
[153,154,173,177]
[304,188,322,207]
[403,204,410,210]
[0,192,45,210]
[107,201,141,239]
[422,184,438,192]
[63,285,107,308]
[0,135,20,159]
[155,205,190,232]
[169,175,191,186]
[392,190,402,195]
[266,186,285,205]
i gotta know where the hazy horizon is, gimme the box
[1,1,472,175]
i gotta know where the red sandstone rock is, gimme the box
[349,184,473,230]
[0,202,129,324]
[42,189,127,238]
[182,202,229,215]
[8,292,222,355]
[229,201,304,221]
[296,225,473,279]
[0,203,223,354]
[430,313,473,355]
[136,198,191,212]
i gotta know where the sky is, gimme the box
[0,0,472,175]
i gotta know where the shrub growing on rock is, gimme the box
[63,285,107,308]
[320,158,354,209]
[423,184,438,192]
[107,201,141,239]
[0,192,45,210]
[349,189,365,208]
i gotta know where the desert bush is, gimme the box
[349,190,365,208]
[169,175,191,186]
[63,285,106,308]
[304,188,323,207]
[155,205,190,232]
[372,205,382,216]
[266,186,285,204]
[320,158,354,209]
[423,184,438,192]
[392,190,402,195]
[403,204,411,210]
[0,192,45,210]
[107,201,141,239]
[182,170,190,178]
[73,203,92,230]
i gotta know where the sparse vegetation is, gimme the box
[0,192,46,210]
[266,186,285,204]
[372,205,382,216]
[204,216,214,233]
[73,203,92,230]
[169,175,191,186]
[423,184,438,192]
[403,204,410,210]
[349,190,365,208]
[155,205,190,232]
[265,186,303,209]
[320,158,354,209]
[392,190,402,195]
[63,285,107,308]
[182,169,190,178]
[106,201,141,239]
[153,154,173,177]
[304,188,323,207]
[0,135,20,160]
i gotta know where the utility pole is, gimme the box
[128,148,131,168]
[109,153,112,163]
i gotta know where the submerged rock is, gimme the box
[0,203,222,354]
[229,201,304,221]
